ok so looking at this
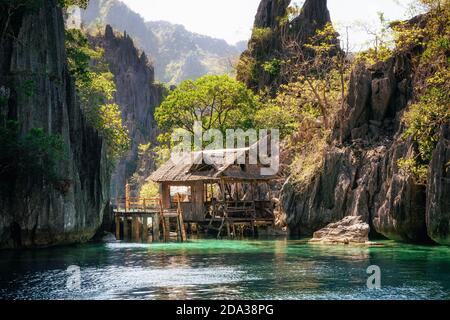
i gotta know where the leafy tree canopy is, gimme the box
[65,28,130,163]
[155,75,260,145]
[398,0,450,183]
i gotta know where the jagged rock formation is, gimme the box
[309,216,370,245]
[0,1,109,248]
[427,124,450,245]
[89,25,166,200]
[281,50,450,244]
[237,0,335,93]
[71,0,244,84]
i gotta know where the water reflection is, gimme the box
[0,239,449,300]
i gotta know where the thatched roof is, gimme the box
[149,148,279,183]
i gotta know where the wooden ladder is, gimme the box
[161,196,187,242]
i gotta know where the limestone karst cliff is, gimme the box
[88,25,166,200]
[281,54,430,242]
[239,0,450,245]
[0,0,109,248]
[237,0,335,93]
[281,31,450,245]
[427,124,450,245]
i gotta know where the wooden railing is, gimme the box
[115,197,163,212]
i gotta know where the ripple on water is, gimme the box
[0,239,449,300]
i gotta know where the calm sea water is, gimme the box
[0,238,449,300]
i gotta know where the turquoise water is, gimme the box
[0,239,449,300]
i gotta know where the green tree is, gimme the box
[139,180,160,199]
[155,75,260,145]
[65,28,130,162]
[398,0,450,183]
[58,0,89,8]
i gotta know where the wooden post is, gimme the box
[142,216,148,242]
[125,183,130,211]
[177,196,187,242]
[153,212,160,242]
[157,198,165,242]
[123,217,129,240]
[115,215,121,240]
[132,216,140,241]
[210,184,214,200]
[251,220,255,237]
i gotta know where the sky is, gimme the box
[121,0,419,49]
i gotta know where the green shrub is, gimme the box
[139,180,160,199]
[262,59,282,77]
[403,88,450,163]
[65,28,130,162]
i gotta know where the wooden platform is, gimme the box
[113,192,275,241]
[113,197,187,242]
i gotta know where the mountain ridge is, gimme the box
[71,0,246,84]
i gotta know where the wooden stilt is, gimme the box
[153,213,160,242]
[142,216,148,242]
[175,216,180,241]
[164,216,170,242]
[115,215,121,240]
[177,197,187,242]
[132,216,140,241]
[251,220,256,237]
[123,217,129,240]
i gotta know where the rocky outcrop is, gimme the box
[237,0,335,93]
[253,0,291,29]
[0,1,109,248]
[427,124,450,244]
[281,52,433,243]
[89,25,166,200]
[310,216,370,245]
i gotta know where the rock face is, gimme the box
[237,0,335,93]
[310,216,370,245]
[0,1,109,248]
[89,26,166,200]
[281,49,449,244]
[427,124,450,244]
[253,0,291,29]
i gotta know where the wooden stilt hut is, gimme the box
[148,145,280,234]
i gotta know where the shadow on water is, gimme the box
[0,237,449,300]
